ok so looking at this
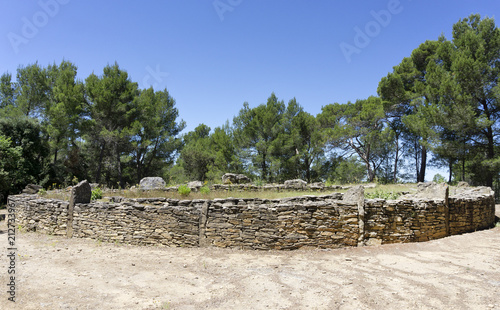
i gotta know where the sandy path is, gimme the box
[0,209,499,310]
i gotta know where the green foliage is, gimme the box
[131,87,185,183]
[0,117,49,199]
[331,157,366,184]
[200,186,210,195]
[38,188,47,196]
[0,135,22,201]
[91,187,103,200]
[319,96,392,182]
[179,124,214,181]
[432,173,446,184]
[177,185,191,196]
[1,15,499,194]
[253,178,264,187]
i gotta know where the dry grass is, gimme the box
[38,183,418,201]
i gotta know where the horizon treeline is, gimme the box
[0,14,499,200]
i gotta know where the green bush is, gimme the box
[253,178,264,187]
[91,187,103,200]
[178,184,191,196]
[432,173,446,184]
[37,188,47,196]
[200,186,210,194]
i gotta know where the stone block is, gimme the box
[139,177,166,190]
[71,180,92,204]
[408,182,449,201]
[188,181,203,189]
[284,179,307,189]
[22,184,43,194]
[222,173,251,184]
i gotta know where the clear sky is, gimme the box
[1,0,499,179]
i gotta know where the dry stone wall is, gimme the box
[8,184,496,250]
[71,199,201,247]
[448,187,495,235]
[203,195,358,250]
[363,199,449,245]
[9,195,69,236]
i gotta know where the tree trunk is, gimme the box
[366,161,375,182]
[485,126,494,187]
[261,152,267,182]
[418,146,427,183]
[415,141,420,183]
[305,157,311,183]
[116,146,123,188]
[448,159,453,183]
[393,140,399,183]
[53,136,60,165]
[95,141,106,184]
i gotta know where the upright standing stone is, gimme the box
[71,180,92,204]
[67,180,91,238]
[343,185,365,246]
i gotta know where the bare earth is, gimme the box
[1,207,499,310]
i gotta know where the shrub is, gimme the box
[200,186,210,195]
[37,188,47,196]
[91,187,103,200]
[253,178,264,187]
[432,173,446,184]
[177,184,191,196]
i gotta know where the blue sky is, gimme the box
[1,0,499,179]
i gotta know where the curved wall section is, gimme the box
[8,186,495,250]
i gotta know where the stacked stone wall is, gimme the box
[7,185,496,250]
[448,187,496,235]
[9,195,69,236]
[72,198,202,247]
[363,199,448,245]
[203,196,358,250]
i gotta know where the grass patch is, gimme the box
[105,189,333,200]
[364,184,417,199]
[37,183,419,201]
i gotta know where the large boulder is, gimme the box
[236,174,251,184]
[284,179,307,189]
[457,181,469,188]
[139,177,166,190]
[343,185,365,203]
[222,173,251,184]
[404,182,449,201]
[70,180,92,204]
[22,184,43,194]
[309,182,325,190]
[222,173,237,184]
[187,181,203,189]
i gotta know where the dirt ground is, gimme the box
[0,207,499,310]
